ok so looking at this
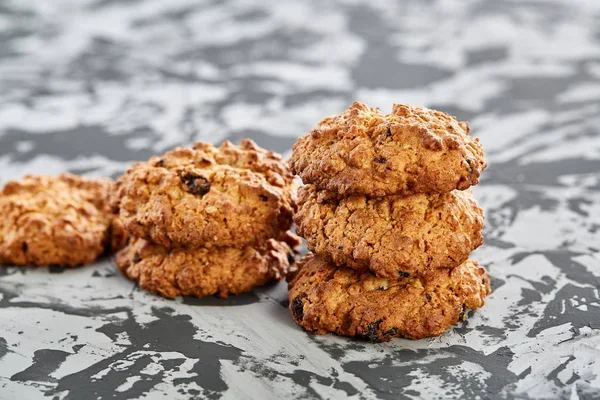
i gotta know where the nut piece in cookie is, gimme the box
[287,254,491,341]
[115,232,301,299]
[111,139,297,249]
[289,101,486,196]
[294,185,484,279]
[0,174,127,267]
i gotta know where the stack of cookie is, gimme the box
[110,139,300,299]
[287,101,491,341]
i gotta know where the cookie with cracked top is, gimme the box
[289,101,486,196]
[111,139,296,249]
[0,174,127,267]
[115,232,301,299]
[287,254,491,341]
[294,185,484,279]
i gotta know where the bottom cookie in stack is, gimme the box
[115,232,300,299]
[287,254,491,341]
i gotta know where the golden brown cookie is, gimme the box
[294,185,484,279]
[111,139,296,249]
[0,174,127,267]
[288,254,491,341]
[289,101,486,197]
[115,232,301,299]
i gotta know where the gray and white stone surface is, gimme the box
[1,0,600,399]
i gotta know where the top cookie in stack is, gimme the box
[110,139,300,299]
[287,101,490,341]
[113,139,296,249]
[289,101,485,197]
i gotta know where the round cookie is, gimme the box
[289,101,486,197]
[0,174,127,267]
[288,254,491,341]
[115,232,301,299]
[294,185,484,279]
[111,139,296,249]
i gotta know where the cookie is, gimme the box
[111,139,296,248]
[0,174,127,267]
[115,232,301,299]
[289,101,486,197]
[287,254,491,341]
[294,185,484,279]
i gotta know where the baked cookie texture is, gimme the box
[288,254,490,341]
[295,185,484,279]
[111,139,296,249]
[289,101,486,197]
[0,174,127,267]
[115,232,301,299]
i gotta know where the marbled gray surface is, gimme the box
[1,0,600,399]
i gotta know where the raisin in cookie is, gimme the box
[111,139,296,248]
[288,254,490,341]
[115,232,301,299]
[289,101,486,197]
[0,174,127,267]
[295,185,484,279]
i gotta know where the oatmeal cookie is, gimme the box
[289,101,486,196]
[0,174,127,267]
[111,139,296,248]
[288,254,491,341]
[115,232,301,299]
[294,185,484,279]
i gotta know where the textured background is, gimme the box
[1,0,600,399]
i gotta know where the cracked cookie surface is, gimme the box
[115,232,301,299]
[111,139,296,248]
[289,101,486,196]
[294,185,484,279]
[287,254,491,341]
[0,174,127,267]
